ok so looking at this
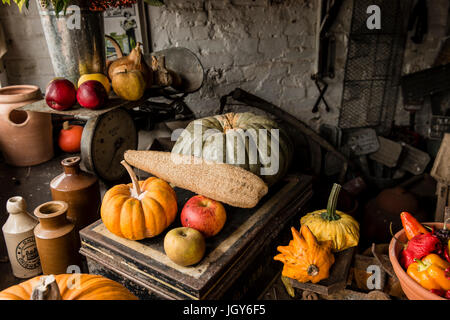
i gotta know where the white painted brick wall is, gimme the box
[0,0,448,130]
[148,0,351,129]
[0,1,54,90]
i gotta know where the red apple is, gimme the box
[181,195,226,238]
[45,79,77,111]
[164,227,206,267]
[76,80,108,109]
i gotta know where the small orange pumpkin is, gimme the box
[101,160,177,240]
[0,274,138,300]
[274,225,335,284]
[58,121,83,153]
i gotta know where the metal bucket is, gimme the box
[36,0,106,85]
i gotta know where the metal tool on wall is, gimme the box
[311,0,343,114]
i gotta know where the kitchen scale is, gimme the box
[17,47,204,182]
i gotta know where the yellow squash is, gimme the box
[300,183,359,252]
[274,225,335,283]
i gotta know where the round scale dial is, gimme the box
[81,108,138,182]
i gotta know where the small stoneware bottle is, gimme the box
[2,196,42,278]
[50,156,101,231]
[34,200,81,275]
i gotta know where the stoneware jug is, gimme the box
[34,200,81,275]
[2,196,42,278]
[50,156,101,231]
[0,85,53,166]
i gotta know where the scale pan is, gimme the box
[145,47,204,94]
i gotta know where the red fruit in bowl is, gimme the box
[45,79,77,111]
[77,80,108,109]
[181,195,226,238]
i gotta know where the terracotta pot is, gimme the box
[34,201,81,275]
[388,222,445,300]
[363,187,426,243]
[0,85,53,166]
[50,156,101,231]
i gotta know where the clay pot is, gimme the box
[50,156,101,231]
[34,201,81,275]
[362,187,426,243]
[0,85,53,166]
[2,196,42,278]
[389,222,445,300]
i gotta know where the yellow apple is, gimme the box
[163,227,206,267]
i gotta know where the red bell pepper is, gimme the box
[400,232,441,269]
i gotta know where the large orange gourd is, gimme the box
[101,160,177,240]
[0,274,137,300]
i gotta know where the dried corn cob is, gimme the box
[124,150,268,208]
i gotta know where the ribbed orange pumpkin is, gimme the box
[101,160,177,240]
[0,274,138,300]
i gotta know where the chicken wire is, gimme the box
[339,0,412,134]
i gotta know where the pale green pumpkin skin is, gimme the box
[172,112,293,185]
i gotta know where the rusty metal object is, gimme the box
[302,290,319,300]
[17,95,154,121]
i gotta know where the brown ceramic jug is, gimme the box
[34,201,81,275]
[0,85,53,166]
[50,156,101,231]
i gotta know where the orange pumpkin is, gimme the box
[101,160,177,240]
[58,121,83,153]
[0,274,138,300]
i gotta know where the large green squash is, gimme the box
[172,112,293,185]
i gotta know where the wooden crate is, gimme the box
[80,174,313,300]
